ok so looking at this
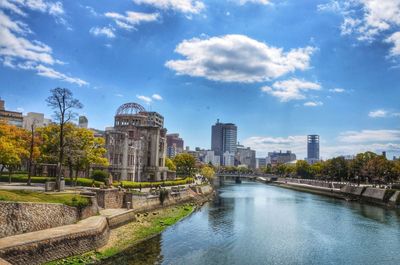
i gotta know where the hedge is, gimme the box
[116,177,194,189]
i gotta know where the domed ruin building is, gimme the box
[105,102,170,182]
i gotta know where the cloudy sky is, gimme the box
[1,0,400,159]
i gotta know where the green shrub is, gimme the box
[67,196,90,208]
[65,178,103,187]
[159,189,169,205]
[0,175,53,183]
[116,177,193,189]
[91,170,108,183]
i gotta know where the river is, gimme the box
[102,182,400,265]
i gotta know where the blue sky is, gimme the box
[0,0,400,159]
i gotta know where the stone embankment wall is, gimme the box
[0,185,214,265]
[276,178,400,208]
[0,216,109,265]
[0,196,99,238]
[0,202,77,238]
[90,188,125,208]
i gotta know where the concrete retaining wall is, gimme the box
[340,185,365,196]
[0,216,109,265]
[107,210,137,229]
[361,187,387,202]
[389,191,400,206]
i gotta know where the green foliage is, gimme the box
[91,170,108,183]
[296,160,311,179]
[117,177,193,189]
[201,166,215,181]
[165,158,176,171]
[173,153,196,176]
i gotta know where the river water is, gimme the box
[102,182,400,265]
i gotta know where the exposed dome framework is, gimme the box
[116,102,146,116]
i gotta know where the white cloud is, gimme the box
[136,95,152,104]
[261,78,321,102]
[237,0,272,5]
[386,31,400,56]
[368,109,388,118]
[166,34,315,83]
[105,11,159,31]
[243,135,307,158]
[304,101,323,107]
[0,0,65,17]
[89,26,115,38]
[329,88,345,93]
[338,129,400,143]
[319,0,400,57]
[114,93,124,97]
[368,109,400,118]
[152,94,163,100]
[0,11,87,85]
[133,0,205,14]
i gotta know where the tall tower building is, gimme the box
[211,120,237,163]
[307,135,320,164]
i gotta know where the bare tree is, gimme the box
[46,88,83,191]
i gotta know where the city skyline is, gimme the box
[1,0,400,159]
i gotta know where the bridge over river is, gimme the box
[215,172,278,184]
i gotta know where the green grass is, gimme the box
[117,177,194,189]
[0,190,89,207]
[0,174,104,187]
[46,204,194,265]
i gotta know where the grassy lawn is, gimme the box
[0,190,89,207]
[46,204,194,265]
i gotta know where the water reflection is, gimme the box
[101,183,400,265]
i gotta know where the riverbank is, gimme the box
[46,203,197,265]
[270,180,400,209]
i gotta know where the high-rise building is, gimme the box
[78,116,88,128]
[166,133,184,158]
[211,120,237,164]
[307,135,320,164]
[0,98,23,127]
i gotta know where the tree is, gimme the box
[201,166,215,182]
[173,153,196,176]
[0,122,29,182]
[325,156,348,181]
[46,88,83,190]
[310,162,324,179]
[296,160,311,179]
[165,158,176,171]
[37,124,108,184]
